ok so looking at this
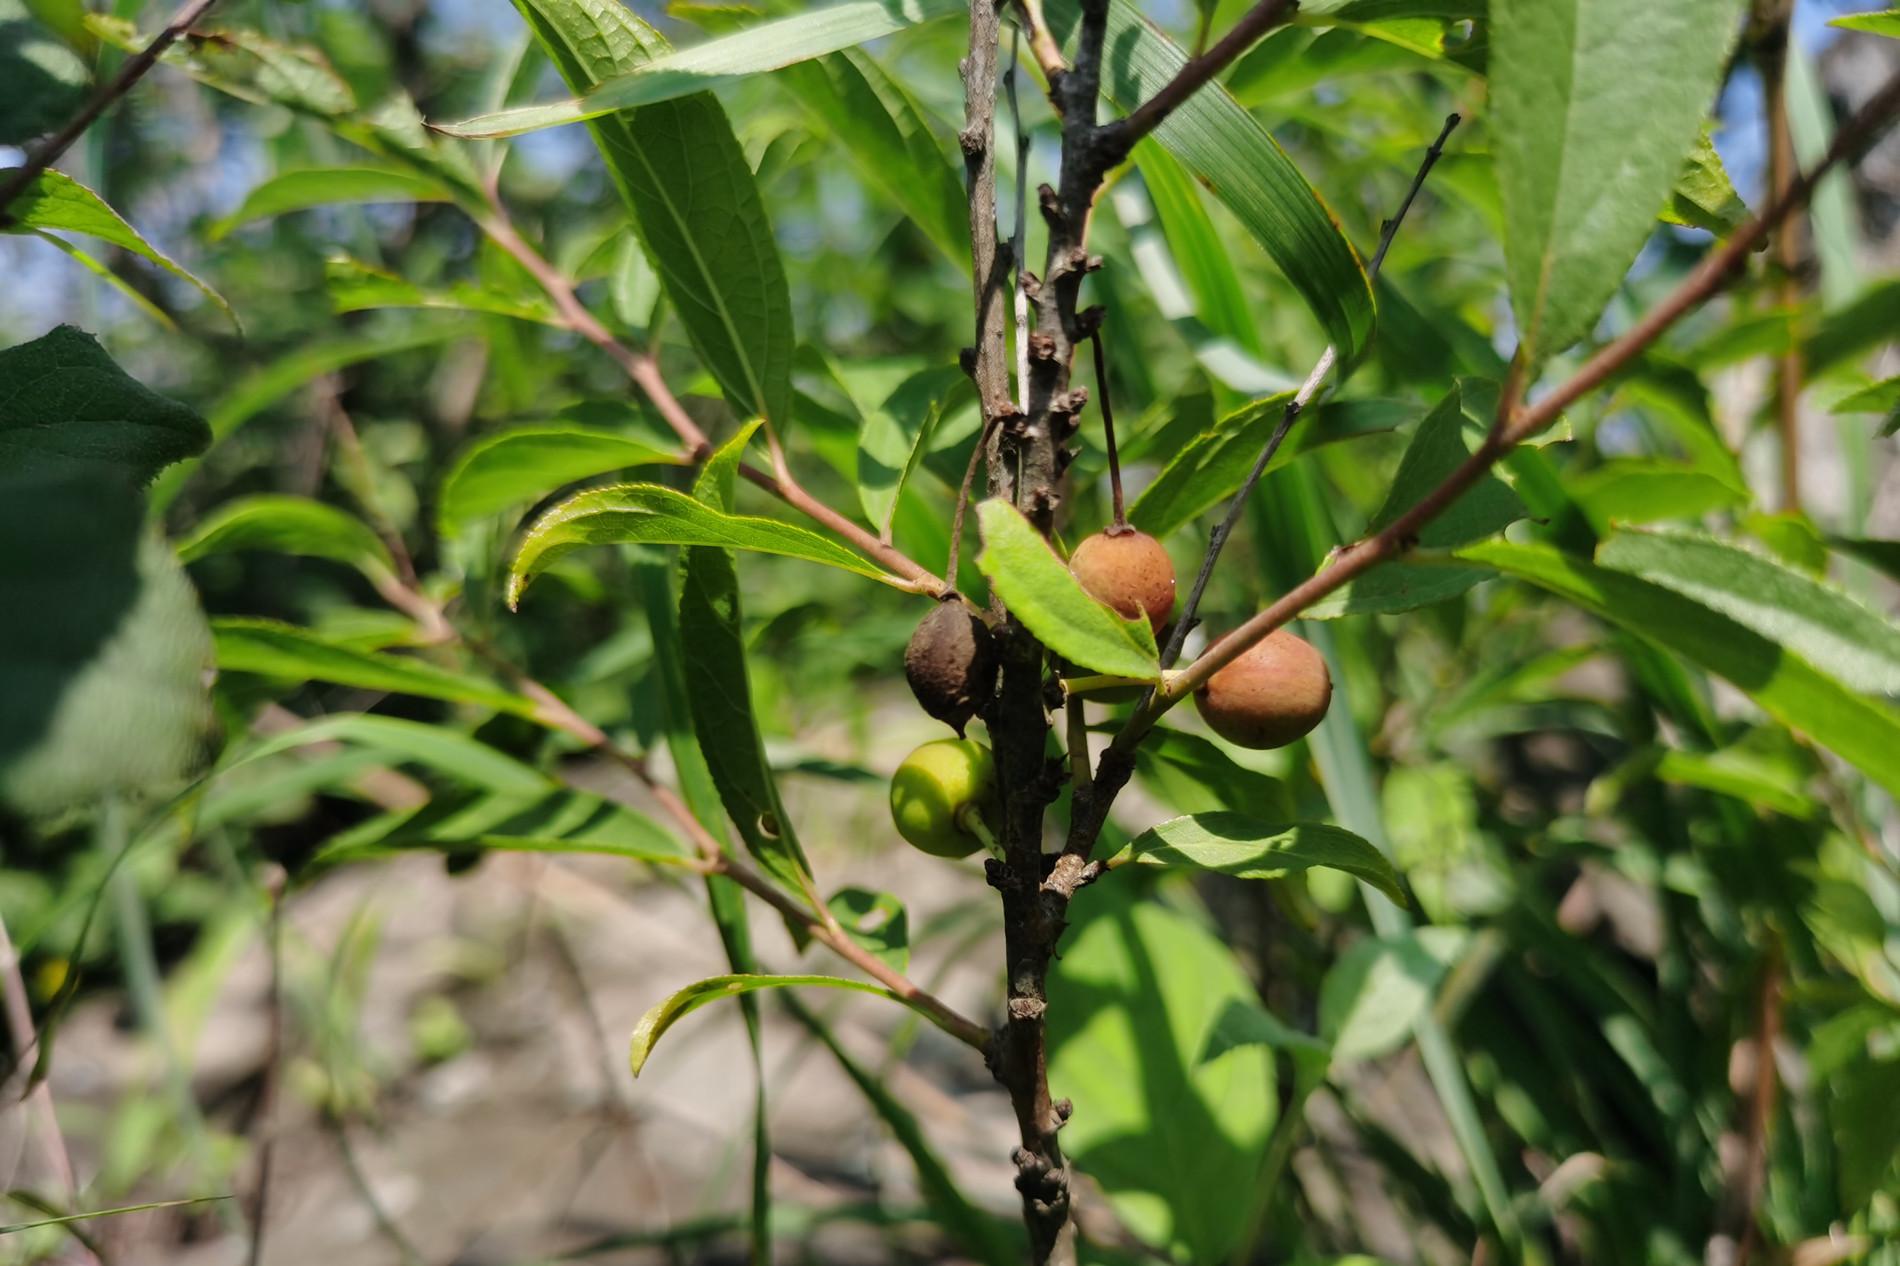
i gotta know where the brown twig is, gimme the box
[1127,71,1900,735]
[0,0,221,221]
[244,866,287,1266]
[1752,0,1805,513]
[1089,329,1126,527]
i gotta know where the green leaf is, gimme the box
[507,482,897,608]
[1135,139,1264,359]
[1459,539,1900,799]
[1596,527,1900,695]
[211,618,536,717]
[0,326,210,486]
[176,495,396,581]
[776,48,969,266]
[1319,928,1466,1064]
[1830,8,1900,36]
[1306,381,1530,618]
[1565,458,1748,531]
[0,0,89,145]
[1133,726,1292,820]
[827,887,909,973]
[628,974,908,1076]
[324,255,557,324]
[514,0,794,429]
[852,364,969,536]
[438,424,684,536]
[86,14,355,115]
[678,424,819,900]
[1042,0,1375,361]
[1830,534,1900,585]
[1490,0,1743,362]
[233,712,551,795]
[1112,813,1405,903]
[1830,375,1900,437]
[2,169,237,329]
[441,0,964,137]
[1046,877,1277,1265]
[314,787,688,868]
[974,500,1160,680]
[210,166,455,238]
[0,329,218,816]
[1662,126,1750,236]
[1129,394,1408,539]
[0,482,220,818]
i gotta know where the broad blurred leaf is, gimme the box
[1047,877,1276,1264]
[974,500,1160,680]
[1130,394,1408,539]
[1113,813,1404,901]
[1307,381,1531,617]
[514,0,795,428]
[628,974,906,1076]
[325,256,557,324]
[211,618,535,717]
[210,167,455,238]
[1596,527,1900,695]
[678,425,818,899]
[828,887,909,973]
[3,170,237,329]
[1135,139,1264,359]
[442,0,962,137]
[177,494,396,582]
[507,482,897,608]
[1461,540,1900,798]
[1042,0,1376,361]
[438,424,683,535]
[0,329,217,816]
[1490,0,1743,362]
[1319,928,1466,1064]
[314,787,688,868]
[1830,375,1900,437]
[0,0,88,145]
[1133,727,1291,819]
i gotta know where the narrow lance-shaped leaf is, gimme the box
[1459,539,1900,799]
[677,424,819,900]
[437,424,684,536]
[176,494,396,582]
[507,482,900,608]
[1595,527,1900,695]
[974,500,1161,681]
[228,712,552,795]
[441,0,965,137]
[212,618,538,718]
[629,974,912,1076]
[1110,813,1406,903]
[324,255,558,324]
[313,788,690,869]
[210,166,455,238]
[512,0,794,430]
[1042,0,1376,361]
[2,169,238,329]
[1490,0,1745,363]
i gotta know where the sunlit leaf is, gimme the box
[1111,813,1405,902]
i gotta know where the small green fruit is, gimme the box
[889,738,1000,858]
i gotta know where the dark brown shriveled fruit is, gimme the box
[1069,527,1176,634]
[904,597,996,735]
[1193,628,1332,750]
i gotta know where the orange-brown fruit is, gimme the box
[904,597,996,735]
[1069,527,1176,634]
[1193,628,1332,750]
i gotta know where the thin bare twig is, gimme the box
[1158,113,1459,670]
[244,866,287,1266]
[1088,329,1126,528]
[1130,72,1900,733]
[0,0,221,221]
